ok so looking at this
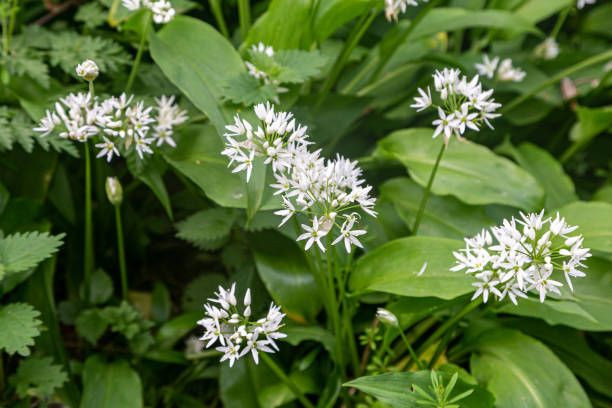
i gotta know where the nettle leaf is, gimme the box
[0,231,65,275]
[2,52,50,88]
[75,2,108,29]
[99,301,154,341]
[224,72,278,106]
[0,303,42,356]
[9,355,68,398]
[48,31,130,74]
[175,208,237,249]
[273,50,328,84]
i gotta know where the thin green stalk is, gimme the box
[398,329,426,370]
[89,81,95,98]
[237,0,251,39]
[208,0,229,38]
[260,353,315,408]
[412,141,445,235]
[502,48,612,114]
[84,143,94,303]
[315,2,380,110]
[368,0,441,85]
[6,0,18,53]
[125,17,151,94]
[115,205,128,300]
[550,4,571,40]
[325,238,346,378]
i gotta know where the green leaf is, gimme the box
[558,201,612,256]
[407,8,541,41]
[387,296,466,328]
[175,207,237,248]
[345,371,494,408]
[2,52,50,88]
[380,177,494,239]
[150,16,245,136]
[514,0,573,23]
[249,230,322,323]
[181,273,228,312]
[273,50,328,84]
[9,355,68,398]
[80,355,143,408]
[349,236,474,300]
[314,0,372,44]
[0,231,65,275]
[583,2,612,38]
[376,128,544,210]
[76,309,109,345]
[152,282,171,322]
[0,303,42,356]
[282,323,336,356]
[155,312,201,349]
[567,105,612,154]
[244,0,313,50]
[496,141,577,210]
[469,329,591,408]
[593,185,612,204]
[127,153,173,220]
[75,2,107,29]
[246,159,268,223]
[99,301,153,341]
[223,72,278,106]
[89,269,114,305]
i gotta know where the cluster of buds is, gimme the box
[451,211,591,304]
[475,55,526,82]
[222,102,377,253]
[33,92,187,162]
[122,0,176,24]
[197,283,286,367]
[411,68,502,145]
[385,0,430,22]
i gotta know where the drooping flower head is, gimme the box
[451,210,591,305]
[385,0,429,22]
[197,284,287,367]
[411,68,502,144]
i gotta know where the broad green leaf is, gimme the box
[380,177,493,239]
[181,273,228,313]
[469,329,591,408]
[349,236,474,299]
[345,371,494,408]
[156,312,201,349]
[219,358,259,408]
[149,16,245,136]
[81,355,143,408]
[593,185,612,204]
[152,282,171,322]
[249,230,322,322]
[0,303,41,356]
[566,105,612,156]
[496,141,577,210]
[514,0,573,24]
[558,201,612,256]
[9,356,68,398]
[89,269,114,305]
[282,323,336,356]
[244,0,313,50]
[407,8,541,41]
[127,154,173,220]
[314,0,372,44]
[0,231,65,274]
[164,125,279,210]
[175,207,237,247]
[375,129,545,210]
[583,2,612,38]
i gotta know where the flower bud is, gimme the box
[244,289,251,306]
[244,306,251,318]
[376,308,399,328]
[76,59,99,82]
[105,177,123,206]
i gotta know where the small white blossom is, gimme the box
[474,55,499,79]
[497,58,526,82]
[122,0,175,24]
[252,42,275,57]
[410,86,432,112]
[76,59,99,81]
[385,0,429,22]
[297,217,328,252]
[534,38,560,60]
[95,136,120,162]
[577,0,596,9]
[332,215,366,254]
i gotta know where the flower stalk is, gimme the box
[83,142,94,303]
[260,353,315,408]
[412,141,445,235]
[115,205,128,300]
[237,0,251,38]
[125,16,151,94]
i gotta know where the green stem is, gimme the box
[550,4,571,39]
[237,0,251,39]
[89,80,95,98]
[115,205,128,300]
[260,353,315,408]
[502,48,612,114]
[208,0,229,38]
[368,0,441,85]
[125,17,151,94]
[315,2,380,110]
[398,329,426,370]
[412,141,445,235]
[84,142,94,303]
[6,0,18,54]
[324,239,345,378]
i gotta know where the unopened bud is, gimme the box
[376,308,399,328]
[105,177,123,206]
[244,289,251,307]
[76,59,99,82]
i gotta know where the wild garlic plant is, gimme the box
[452,211,591,304]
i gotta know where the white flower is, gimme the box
[454,103,479,134]
[432,107,457,141]
[216,340,241,368]
[274,196,296,227]
[376,308,399,328]
[475,55,499,79]
[534,38,560,60]
[297,217,328,252]
[95,136,120,162]
[452,210,591,305]
[122,0,175,24]
[134,136,154,159]
[76,60,99,81]
[577,0,596,9]
[252,42,275,57]
[385,0,428,22]
[332,216,366,253]
[232,150,255,182]
[410,87,432,112]
[497,58,526,82]
[122,0,140,11]
[33,110,60,137]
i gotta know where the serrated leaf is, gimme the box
[2,52,50,88]
[10,110,37,153]
[9,355,68,398]
[0,231,65,274]
[273,50,328,84]
[75,2,107,29]
[175,208,237,247]
[76,309,109,345]
[0,303,42,356]
[37,134,79,157]
[224,72,278,106]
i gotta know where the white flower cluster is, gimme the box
[451,211,591,305]
[385,0,429,22]
[475,55,526,82]
[122,0,175,24]
[577,0,596,9]
[222,102,377,253]
[411,68,502,144]
[245,43,287,99]
[534,38,560,60]
[76,60,99,81]
[197,283,286,367]
[33,92,188,161]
